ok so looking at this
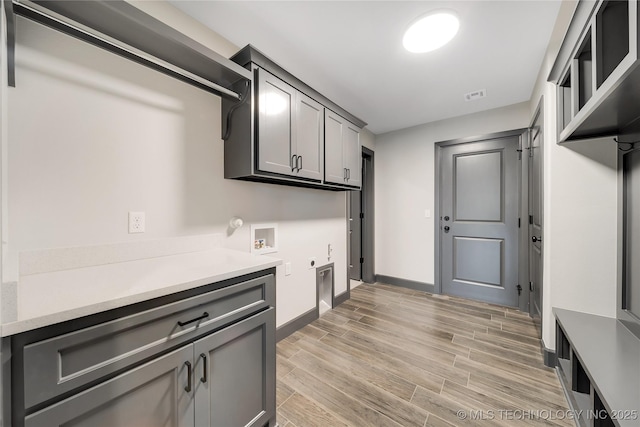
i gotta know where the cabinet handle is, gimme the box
[344,168,347,180]
[200,353,208,383]
[347,168,350,180]
[184,361,192,392]
[178,311,209,327]
[298,155,302,171]
[291,154,298,172]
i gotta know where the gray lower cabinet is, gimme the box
[24,309,275,427]
[25,345,195,427]
[325,109,361,187]
[194,308,275,427]
[257,68,324,181]
[12,271,277,427]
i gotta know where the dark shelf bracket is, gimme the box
[3,0,16,87]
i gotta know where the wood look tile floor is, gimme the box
[276,283,573,427]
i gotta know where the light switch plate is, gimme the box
[424,209,431,218]
[285,262,292,276]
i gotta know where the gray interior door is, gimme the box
[349,188,362,281]
[440,136,520,307]
[529,110,544,325]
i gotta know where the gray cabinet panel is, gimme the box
[325,110,361,187]
[194,308,275,427]
[344,122,361,187]
[25,345,194,427]
[324,110,345,184]
[295,92,324,180]
[23,274,274,409]
[257,69,295,176]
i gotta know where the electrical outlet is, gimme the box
[128,212,145,233]
[308,257,317,269]
[285,262,292,276]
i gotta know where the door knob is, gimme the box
[444,216,450,221]
[443,226,450,233]
[532,236,542,243]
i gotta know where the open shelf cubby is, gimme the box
[576,29,593,110]
[559,71,573,131]
[596,0,630,88]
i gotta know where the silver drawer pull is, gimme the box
[178,311,209,327]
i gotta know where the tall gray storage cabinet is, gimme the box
[11,270,277,427]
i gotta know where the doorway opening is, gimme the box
[349,147,375,284]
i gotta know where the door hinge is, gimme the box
[518,218,521,228]
[360,212,364,219]
[517,284,522,296]
[360,257,364,264]
[516,148,523,160]
[529,215,533,225]
[529,281,534,292]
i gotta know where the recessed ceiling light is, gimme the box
[403,11,460,53]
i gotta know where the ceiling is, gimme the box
[171,1,563,135]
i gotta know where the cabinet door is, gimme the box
[194,308,275,427]
[343,122,362,187]
[25,345,194,427]
[324,110,346,184]
[257,69,296,176]
[294,92,324,181]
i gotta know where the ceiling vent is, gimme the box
[464,89,487,102]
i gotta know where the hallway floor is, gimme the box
[276,283,572,427]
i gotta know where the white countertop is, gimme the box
[1,248,281,336]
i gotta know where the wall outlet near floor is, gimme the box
[128,212,145,233]
[308,257,317,269]
[285,262,292,276]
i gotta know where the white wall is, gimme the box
[361,128,376,151]
[6,5,350,328]
[374,102,530,284]
[528,1,618,350]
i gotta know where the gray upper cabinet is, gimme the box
[325,110,347,184]
[257,69,296,176]
[223,45,366,190]
[295,92,324,180]
[344,121,362,187]
[549,0,640,142]
[325,110,362,187]
[256,69,324,180]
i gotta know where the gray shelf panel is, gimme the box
[554,308,640,427]
[558,358,571,382]
[11,0,251,98]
